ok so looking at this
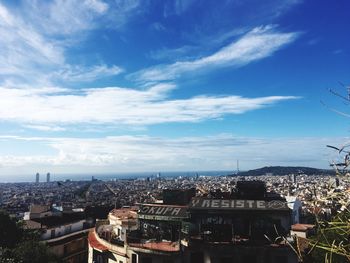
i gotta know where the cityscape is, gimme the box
[0,0,350,263]
[0,170,349,262]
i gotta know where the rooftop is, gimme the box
[128,241,180,252]
[291,224,315,232]
[24,212,86,229]
[109,207,138,220]
[88,231,108,252]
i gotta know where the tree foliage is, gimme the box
[0,211,61,263]
[302,85,350,262]
[308,212,350,262]
[0,211,23,248]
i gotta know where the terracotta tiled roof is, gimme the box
[88,231,108,252]
[129,241,180,252]
[291,223,315,232]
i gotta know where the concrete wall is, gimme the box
[41,220,85,240]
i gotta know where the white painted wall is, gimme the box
[286,196,302,224]
[41,220,85,240]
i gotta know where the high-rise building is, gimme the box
[46,172,50,183]
[35,172,40,183]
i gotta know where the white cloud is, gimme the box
[0,5,299,131]
[0,1,125,86]
[0,3,64,78]
[0,84,297,126]
[53,65,123,82]
[23,125,66,132]
[105,0,141,29]
[0,134,341,173]
[131,25,299,82]
[24,0,109,36]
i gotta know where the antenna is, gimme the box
[236,160,240,174]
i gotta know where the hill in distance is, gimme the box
[234,166,335,177]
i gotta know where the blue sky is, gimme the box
[0,0,349,178]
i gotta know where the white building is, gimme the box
[286,196,302,224]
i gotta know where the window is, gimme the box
[50,229,55,239]
[65,225,72,234]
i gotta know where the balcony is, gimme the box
[95,220,125,245]
[88,220,128,256]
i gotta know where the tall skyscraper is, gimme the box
[46,172,50,183]
[35,172,40,183]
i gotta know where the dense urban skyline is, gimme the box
[0,0,349,177]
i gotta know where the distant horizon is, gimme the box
[0,165,335,183]
[0,170,233,183]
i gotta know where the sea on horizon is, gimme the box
[0,170,234,183]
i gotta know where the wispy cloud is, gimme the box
[0,84,298,127]
[0,134,340,172]
[0,1,128,86]
[0,3,64,79]
[25,0,142,34]
[23,0,109,36]
[53,65,123,83]
[23,125,66,132]
[131,25,299,82]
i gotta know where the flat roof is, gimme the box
[25,212,86,229]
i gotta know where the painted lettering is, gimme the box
[142,206,149,213]
[202,200,210,208]
[191,199,200,207]
[247,200,255,208]
[163,207,172,214]
[148,207,156,214]
[231,200,235,208]
[211,200,219,208]
[236,200,244,208]
[221,200,229,208]
[156,207,165,215]
[257,201,265,209]
[171,208,181,216]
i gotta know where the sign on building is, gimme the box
[189,199,289,211]
[138,205,188,220]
